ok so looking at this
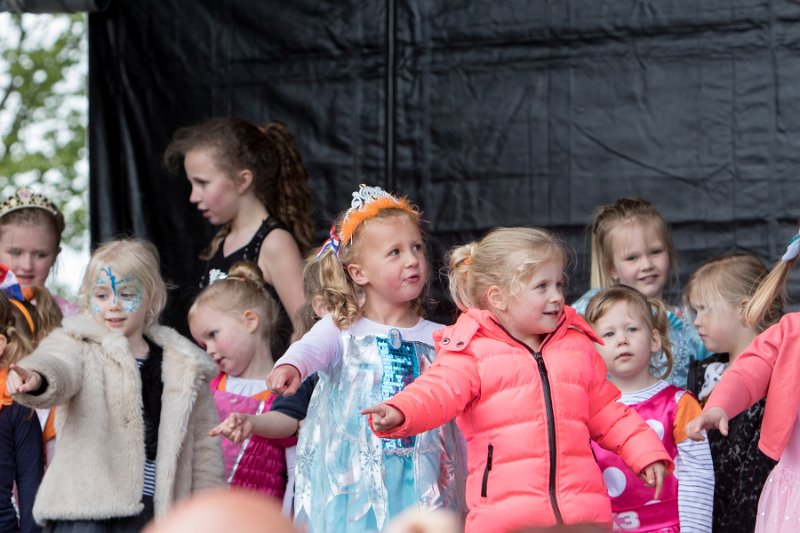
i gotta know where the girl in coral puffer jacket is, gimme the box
[363,227,673,533]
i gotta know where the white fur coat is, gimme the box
[14,315,225,524]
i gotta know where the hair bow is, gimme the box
[782,229,800,262]
[0,264,24,302]
[316,225,341,258]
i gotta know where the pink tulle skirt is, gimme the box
[755,413,800,533]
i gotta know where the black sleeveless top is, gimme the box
[199,217,294,358]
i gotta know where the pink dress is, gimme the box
[756,410,800,532]
[592,385,680,533]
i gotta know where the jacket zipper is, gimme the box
[481,444,494,497]
[532,350,563,524]
[491,317,565,524]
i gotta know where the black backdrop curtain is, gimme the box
[89,0,800,330]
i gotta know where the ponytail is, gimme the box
[259,123,315,254]
[744,256,794,328]
[25,287,63,341]
[648,298,673,380]
[315,249,361,329]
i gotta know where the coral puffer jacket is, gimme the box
[375,306,672,533]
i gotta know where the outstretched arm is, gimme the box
[11,329,85,409]
[686,406,729,441]
[210,411,299,442]
[6,365,43,395]
[271,315,342,393]
[366,350,479,439]
[361,403,405,433]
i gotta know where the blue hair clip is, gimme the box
[781,230,800,262]
[0,264,24,302]
[316,225,341,258]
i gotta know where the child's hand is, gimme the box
[361,403,405,433]
[685,407,728,441]
[6,365,42,395]
[638,460,667,500]
[267,365,302,396]
[209,413,253,443]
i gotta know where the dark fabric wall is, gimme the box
[89,0,800,329]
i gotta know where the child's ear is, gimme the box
[650,328,662,354]
[242,309,260,333]
[347,263,369,286]
[486,285,507,312]
[0,334,7,357]
[737,299,750,325]
[235,169,254,194]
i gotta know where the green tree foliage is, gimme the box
[0,13,88,249]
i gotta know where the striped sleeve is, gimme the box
[674,391,714,532]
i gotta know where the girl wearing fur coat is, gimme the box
[6,239,225,532]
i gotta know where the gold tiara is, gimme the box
[0,187,61,219]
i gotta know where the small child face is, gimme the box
[189,304,258,378]
[593,302,661,381]
[608,222,670,300]
[348,214,427,308]
[90,265,147,341]
[0,222,59,288]
[494,259,565,348]
[687,294,741,355]
[184,148,242,226]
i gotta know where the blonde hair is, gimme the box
[744,240,797,328]
[448,227,567,311]
[189,261,278,345]
[295,253,328,336]
[685,253,781,334]
[589,197,678,291]
[79,239,168,327]
[319,207,428,329]
[584,285,673,380]
[0,293,34,366]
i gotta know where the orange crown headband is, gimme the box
[339,184,418,244]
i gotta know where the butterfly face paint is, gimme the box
[90,265,147,341]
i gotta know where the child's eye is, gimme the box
[7,249,21,257]
[94,293,108,300]
[412,243,423,252]
[626,327,638,333]
[602,331,614,338]
[625,255,638,262]
[388,249,400,257]
[650,248,664,255]
[208,330,217,339]
[120,292,136,300]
